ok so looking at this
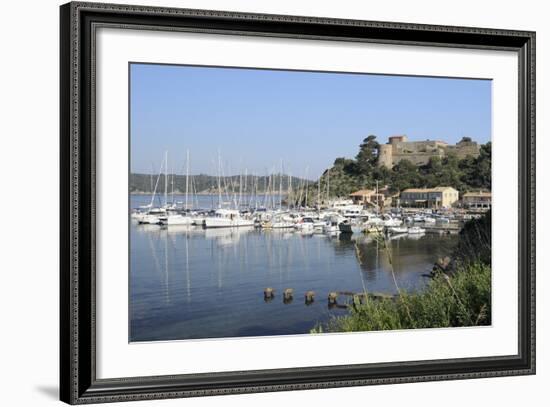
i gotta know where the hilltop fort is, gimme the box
[377,135,481,168]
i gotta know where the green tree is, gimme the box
[390,159,420,192]
[372,165,392,188]
[457,142,491,190]
[356,135,379,174]
[475,142,492,189]
[420,157,444,188]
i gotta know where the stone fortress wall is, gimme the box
[377,135,481,168]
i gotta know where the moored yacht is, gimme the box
[203,209,255,228]
[158,213,194,226]
[382,214,402,227]
[389,226,408,234]
[322,221,339,234]
[294,217,315,232]
[136,207,167,224]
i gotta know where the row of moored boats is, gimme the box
[131,199,455,236]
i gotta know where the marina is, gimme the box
[131,191,467,235]
[130,193,460,341]
[127,65,492,341]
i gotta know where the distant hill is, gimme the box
[130,173,313,194]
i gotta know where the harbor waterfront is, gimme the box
[130,194,459,341]
[128,65,492,341]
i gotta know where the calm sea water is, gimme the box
[129,194,458,341]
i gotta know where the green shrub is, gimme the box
[312,262,491,333]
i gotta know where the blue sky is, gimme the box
[130,63,491,178]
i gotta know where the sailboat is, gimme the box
[159,149,194,226]
[137,152,169,224]
[203,151,255,228]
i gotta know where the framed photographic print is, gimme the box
[60,1,536,404]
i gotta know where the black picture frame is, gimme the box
[60,1,536,404]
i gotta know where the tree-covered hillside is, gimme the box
[310,135,491,201]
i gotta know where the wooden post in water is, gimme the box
[283,288,293,304]
[283,288,293,299]
[328,292,338,305]
[264,287,274,302]
[305,290,315,305]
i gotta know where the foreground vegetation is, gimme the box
[312,213,492,333]
[312,262,490,333]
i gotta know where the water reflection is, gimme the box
[130,223,457,341]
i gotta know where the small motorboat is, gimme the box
[322,221,339,234]
[389,226,408,234]
[295,217,315,231]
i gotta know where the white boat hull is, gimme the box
[159,215,194,226]
[295,223,314,231]
[323,225,339,233]
[138,214,161,224]
[192,217,205,226]
[384,219,403,227]
[270,222,295,229]
[204,217,255,228]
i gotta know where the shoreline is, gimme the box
[130,191,288,196]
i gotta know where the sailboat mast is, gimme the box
[271,173,275,209]
[150,159,164,208]
[266,174,269,209]
[300,179,304,208]
[164,151,168,207]
[288,172,292,210]
[185,149,189,210]
[217,150,222,209]
[317,173,321,208]
[150,163,154,195]
[305,166,309,209]
[238,172,242,209]
[244,168,247,196]
[256,177,259,209]
[171,165,174,206]
[279,160,283,210]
